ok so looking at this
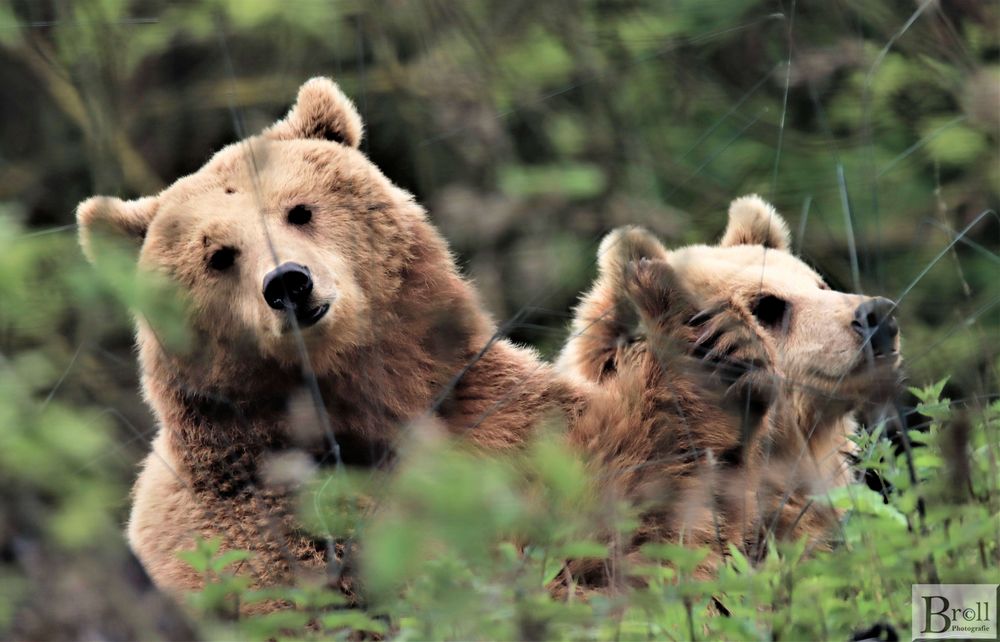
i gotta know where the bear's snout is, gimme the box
[263,262,314,311]
[262,262,331,329]
[851,297,899,358]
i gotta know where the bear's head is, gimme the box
[77,78,474,398]
[686,196,900,414]
[560,195,902,484]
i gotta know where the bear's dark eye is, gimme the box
[752,295,790,331]
[208,247,237,271]
[288,204,312,226]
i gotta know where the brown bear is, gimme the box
[76,75,779,610]
[76,73,860,610]
[76,77,587,603]
[559,195,902,572]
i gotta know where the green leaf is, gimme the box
[640,542,711,575]
[557,540,608,559]
[177,550,210,574]
[242,609,312,637]
[541,554,566,587]
[826,485,908,527]
[176,536,222,574]
[319,611,388,634]
[908,377,949,405]
[211,549,253,574]
[727,543,750,575]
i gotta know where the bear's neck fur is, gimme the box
[768,391,858,492]
[152,381,292,496]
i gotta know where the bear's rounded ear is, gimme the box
[263,77,363,148]
[77,196,158,264]
[597,225,669,281]
[621,255,694,325]
[719,194,791,251]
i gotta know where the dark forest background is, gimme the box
[0,1,997,639]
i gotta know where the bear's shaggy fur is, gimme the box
[559,196,902,574]
[77,78,587,601]
[77,74,895,607]
[79,78,761,605]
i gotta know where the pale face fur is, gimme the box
[78,78,425,391]
[141,141,401,368]
[560,195,903,498]
[563,194,901,410]
[669,242,899,407]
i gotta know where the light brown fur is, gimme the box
[77,77,775,606]
[77,76,896,608]
[78,78,586,603]
[559,195,902,575]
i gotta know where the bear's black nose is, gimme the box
[852,297,898,357]
[263,262,313,311]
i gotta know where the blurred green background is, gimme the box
[0,0,997,639]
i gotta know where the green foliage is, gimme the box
[499,163,606,199]
[169,387,999,640]
[1,0,997,639]
[920,118,989,167]
[178,538,253,618]
[75,231,192,352]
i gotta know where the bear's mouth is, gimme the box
[804,353,902,405]
[807,352,900,381]
[293,303,330,329]
[849,349,901,376]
